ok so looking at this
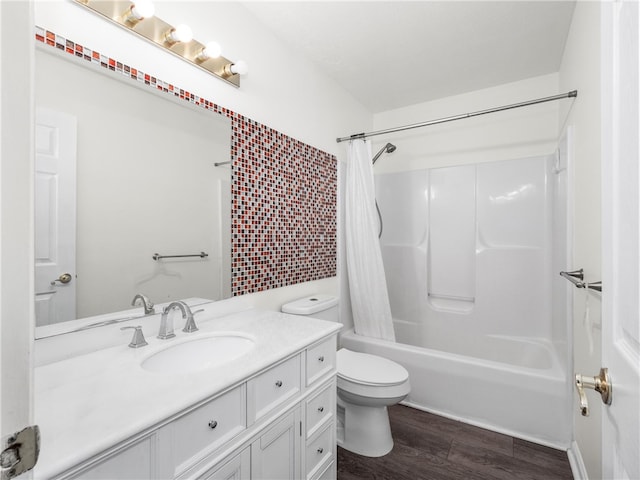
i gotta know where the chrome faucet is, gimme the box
[131,293,155,315]
[158,301,186,339]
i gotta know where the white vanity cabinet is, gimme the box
[49,333,338,480]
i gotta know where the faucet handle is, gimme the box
[121,326,148,348]
[182,308,204,333]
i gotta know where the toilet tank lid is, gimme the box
[281,294,338,315]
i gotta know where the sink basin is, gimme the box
[141,333,255,374]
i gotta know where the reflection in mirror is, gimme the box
[34,46,232,337]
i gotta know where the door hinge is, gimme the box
[1,425,40,479]
[299,421,302,437]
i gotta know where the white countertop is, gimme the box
[34,304,341,479]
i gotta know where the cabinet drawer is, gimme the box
[172,385,246,475]
[306,337,336,386]
[249,355,301,423]
[305,381,335,439]
[305,425,334,480]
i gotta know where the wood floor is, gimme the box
[337,405,574,480]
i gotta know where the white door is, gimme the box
[601,1,640,478]
[1,0,36,475]
[34,107,77,327]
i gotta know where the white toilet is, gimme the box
[281,295,410,457]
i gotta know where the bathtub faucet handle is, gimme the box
[574,368,612,417]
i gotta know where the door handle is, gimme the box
[50,273,72,286]
[575,367,612,416]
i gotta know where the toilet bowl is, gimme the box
[336,348,410,457]
[281,295,411,458]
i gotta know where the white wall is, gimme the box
[558,2,603,478]
[34,0,372,311]
[371,73,560,173]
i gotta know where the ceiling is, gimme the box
[241,1,576,113]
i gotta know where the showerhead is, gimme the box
[372,142,397,165]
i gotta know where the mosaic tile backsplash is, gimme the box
[36,27,337,296]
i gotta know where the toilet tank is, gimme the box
[281,294,339,322]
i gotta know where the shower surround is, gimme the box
[342,153,572,447]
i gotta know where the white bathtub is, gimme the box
[339,328,572,449]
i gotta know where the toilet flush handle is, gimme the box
[575,368,612,416]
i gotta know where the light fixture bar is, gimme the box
[73,0,243,88]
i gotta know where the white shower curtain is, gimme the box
[345,139,396,341]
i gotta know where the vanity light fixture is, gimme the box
[121,0,155,26]
[73,0,247,88]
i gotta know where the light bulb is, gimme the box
[131,0,154,20]
[122,0,154,25]
[230,60,248,75]
[196,41,222,61]
[165,24,193,44]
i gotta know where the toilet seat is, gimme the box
[337,348,409,387]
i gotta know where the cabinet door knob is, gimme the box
[317,447,324,454]
[275,380,283,387]
[208,420,218,429]
[318,356,325,362]
[317,406,324,413]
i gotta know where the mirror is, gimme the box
[34,46,232,337]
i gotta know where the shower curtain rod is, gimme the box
[336,90,578,143]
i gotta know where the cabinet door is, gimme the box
[198,447,250,480]
[251,408,301,480]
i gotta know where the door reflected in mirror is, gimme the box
[34,47,232,335]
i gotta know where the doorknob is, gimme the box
[575,367,612,416]
[50,273,72,286]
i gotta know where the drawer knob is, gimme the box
[318,356,325,362]
[208,420,218,429]
[317,447,324,454]
[275,380,283,387]
[317,406,324,413]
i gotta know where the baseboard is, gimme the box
[399,400,570,451]
[567,440,589,480]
